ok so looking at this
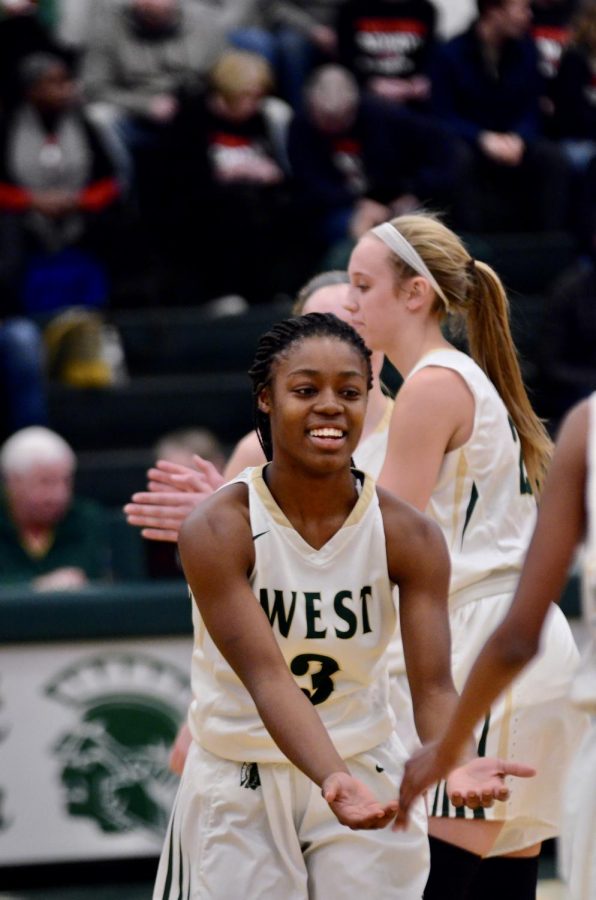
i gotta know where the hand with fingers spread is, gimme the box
[148,456,225,494]
[124,490,205,542]
[394,741,535,829]
[322,772,399,830]
[446,756,536,811]
[124,455,226,542]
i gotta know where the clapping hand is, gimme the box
[124,455,225,542]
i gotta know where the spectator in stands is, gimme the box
[0,317,48,440]
[170,49,310,304]
[0,0,68,112]
[0,53,121,318]
[531,0,577,121]
[336,0,438,111]
[552,1,596,171]
[81,0,226,158]
[260,0,346,109]
[0,426,110,589]
[288,64,458,259]
[432,0,571,232]
[81,0,227,264]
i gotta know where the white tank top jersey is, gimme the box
[407,349,537,606]
[188,466,397,763]
[353,397,393,479]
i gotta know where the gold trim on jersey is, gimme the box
[371,397,394,435]
[497,691,514,760]
[250,465,376,532]
[450,450,468,550]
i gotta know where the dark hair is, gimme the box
[248,312,372,461]
[19,52,68,90]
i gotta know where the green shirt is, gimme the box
[0,494,110,585]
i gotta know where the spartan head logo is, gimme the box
[45,652,190,835]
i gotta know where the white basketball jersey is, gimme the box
[407,349,537,605]
[188,466,397,763]
[353,398,393,479]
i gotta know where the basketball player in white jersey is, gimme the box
[398,392,596,900]
[346,212,587,899]
[123,272,393,775]
[152,313,532,900]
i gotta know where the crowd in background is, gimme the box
[1,0,595,311]
[1,0,596,586]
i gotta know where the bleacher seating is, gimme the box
[110,299,293,377]
[49,371,254,451]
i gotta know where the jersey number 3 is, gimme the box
[290,654,339,705]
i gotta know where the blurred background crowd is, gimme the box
[1,0,596,589]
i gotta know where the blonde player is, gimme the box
[346,212,587,899]
[153,313,532,899]
[398,393,596,899]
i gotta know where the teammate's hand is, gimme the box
[322,772,399,830]
[395,742,535,829]
[124,455,226,542]
[446,756,536,810]
[148,456,225,494]
[124,491,203,542]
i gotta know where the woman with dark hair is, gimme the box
[0,52,121,315]
[152,312,529,899]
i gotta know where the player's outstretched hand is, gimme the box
[124,491,202,542]
[446,756,536,811]
[124,455,226,542]
[148,456,225,495]
[322,772,399,830]
[394,742,535,829]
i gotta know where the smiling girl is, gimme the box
[152,312,529,899]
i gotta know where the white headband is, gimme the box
[372,222,450,311]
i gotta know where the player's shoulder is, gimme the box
[376,485,443,547]
[180,481,250,548]
[553,398,591,473]
[559,397,591,441]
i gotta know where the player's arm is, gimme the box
[378,367,474,510]
[381,492,534,823]
[179,486,397,829]
[380,491,462,746]
[397,401,589,817]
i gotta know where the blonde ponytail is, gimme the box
[466,261,552,495]
[383,213,553,495]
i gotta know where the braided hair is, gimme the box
[248,312,373,461]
